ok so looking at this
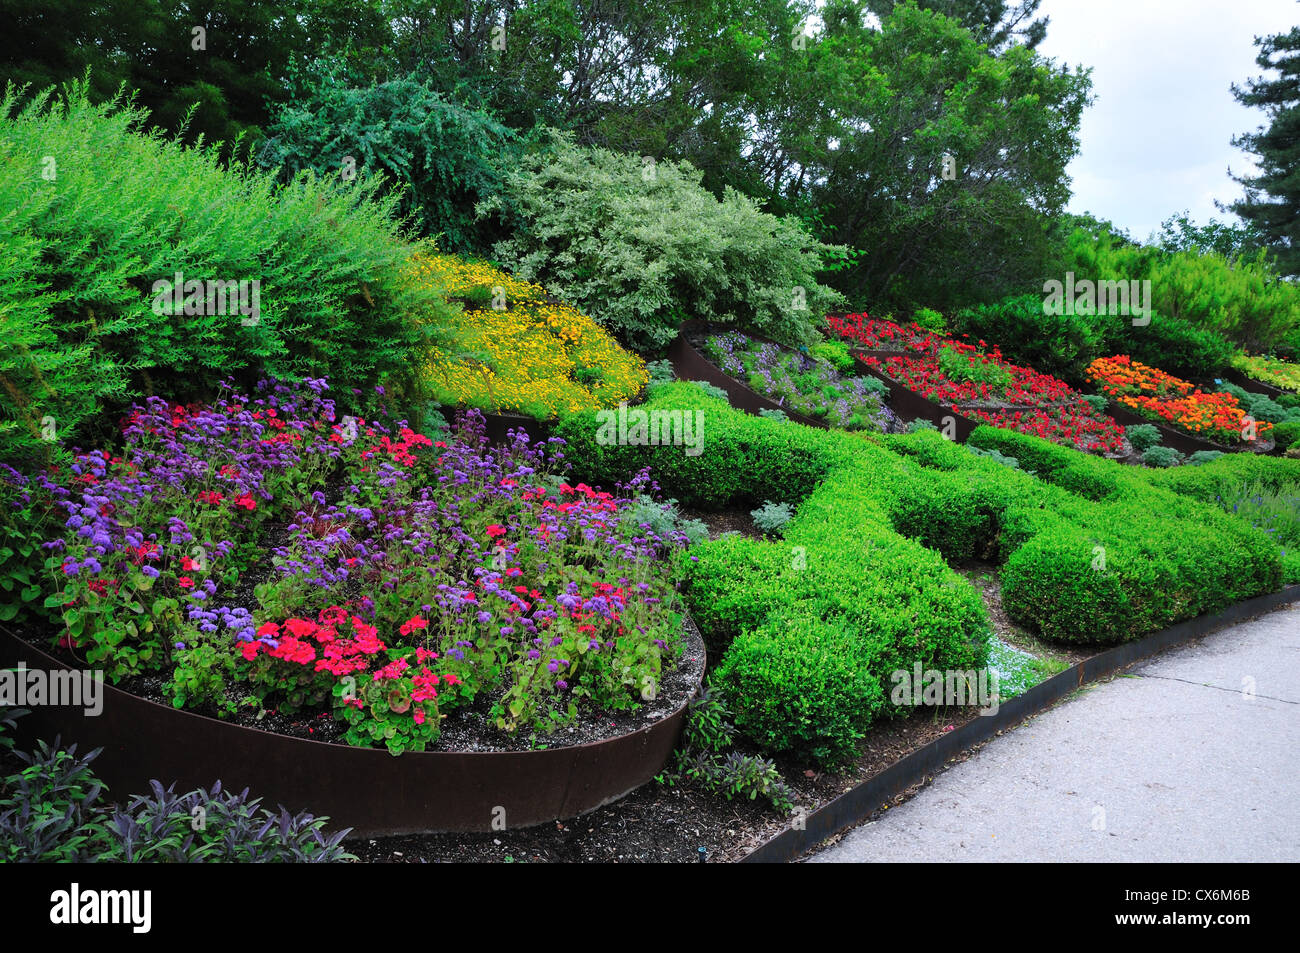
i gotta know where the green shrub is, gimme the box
[758,408,790,422]
[257,62,516,254]
[713,612,884,766]
[1142,445,1185,468]
[1082,394,1109,414]
[480,132,848,351]
[1125,424,1162,452]
[950,294,1104,384]
[912,307,947,333]
[810,338,856,373]
[0,81,452,466]
[1272,421,1300,450]
[750,501,794,535]
[1099,312,1235,381]
[1188,450,1225,465]
[1064,225,1300,352]
[560,390,1286,760]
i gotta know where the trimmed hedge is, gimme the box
[558,386,1288,762]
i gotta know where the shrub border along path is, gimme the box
[740,583,1299,862]
[558,381,1295,767]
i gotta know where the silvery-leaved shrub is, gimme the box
[479,131,848,351]
[750,500,794,535]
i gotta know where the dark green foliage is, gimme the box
[1229,26,1300,277]
[257,62,517,254]
[1272,421,1300,451]
[951,294,1103,383]
[0,738,354,861]
[659,686,795,814]
[1125,425,1162,453]
[0,0,392,149]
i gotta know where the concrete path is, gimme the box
[810,605,1300,862]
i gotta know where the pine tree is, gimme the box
[1228,26,1300,277]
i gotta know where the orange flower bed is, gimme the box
[1085,355,1273,445]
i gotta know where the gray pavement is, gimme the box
[810,604,1300,862]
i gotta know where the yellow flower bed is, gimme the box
[1231,352,1300,394]
[411,252,647,419]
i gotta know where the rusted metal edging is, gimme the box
[742,583,1300,863]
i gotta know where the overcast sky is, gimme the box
[1035,0,1298,242]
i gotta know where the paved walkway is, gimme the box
[811,605,1300,862]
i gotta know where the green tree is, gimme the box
[863,0,1048,50]
[1228,26,1300,277]
[768,0,1090,311]
[0,0,392,147]
[257,60,518,253]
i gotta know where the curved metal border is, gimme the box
[742,583,1300,863]
[1101,401,1271,456]
[667,322,831,428]
[0,628,702,838]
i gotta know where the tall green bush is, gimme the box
[480,133,847,351]
[257,62,517,254]
[0,81,456,465]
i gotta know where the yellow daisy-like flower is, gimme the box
[410,250,647,419]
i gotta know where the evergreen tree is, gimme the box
[1228,26,1300,277]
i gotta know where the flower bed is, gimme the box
[17,379,695,756]
[1086,355,1273,445]
[828,314,1125,453]
[414,252,648,420]
[699,330,894,430]
[1231,352,1300,394]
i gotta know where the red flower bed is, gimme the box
[828,314,1126,453]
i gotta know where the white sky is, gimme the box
[1035,0,1298,241]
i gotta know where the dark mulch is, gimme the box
[679,506,766,541]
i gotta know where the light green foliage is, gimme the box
[0,82,454,465]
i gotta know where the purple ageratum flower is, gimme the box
[141,565,161,578]
[500,626,515,636]
[527,649,541,660]
[556,680,568,690]
[547,659,559,673]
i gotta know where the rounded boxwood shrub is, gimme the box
[1271,420,1300,450]
[711,611,884,766]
